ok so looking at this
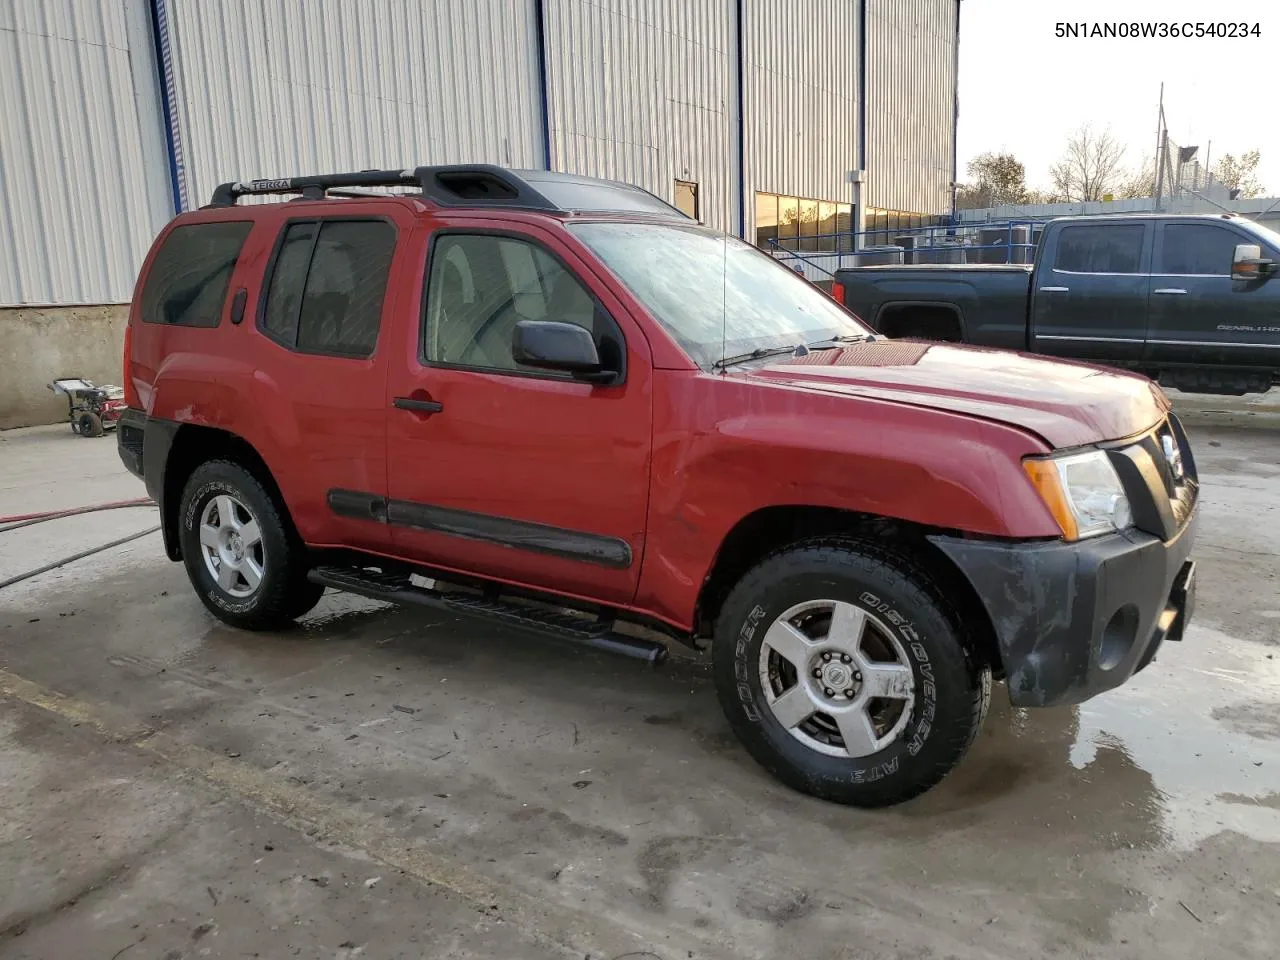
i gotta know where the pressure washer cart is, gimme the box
[48,378,126,438]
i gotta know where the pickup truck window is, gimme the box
[423,233,604,374]
[570,221,869,368]
[1053,223,1145,274]
[1158,223,1240,275]
[260,220,396,358]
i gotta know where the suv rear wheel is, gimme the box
[178,460,324,629]
[712,539,990,806]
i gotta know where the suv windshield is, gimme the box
[570,221,870,368]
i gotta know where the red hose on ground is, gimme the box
[0,497,155,526]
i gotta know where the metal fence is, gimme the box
[767,219,1042,279]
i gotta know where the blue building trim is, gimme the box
[858,0,867,186]
[950,0,961,219]
[734,0,746,239]
[148,0,189,212]
[533,0,554,170]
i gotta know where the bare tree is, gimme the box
[1049,125,1127,202]
[1113,155,1157,200]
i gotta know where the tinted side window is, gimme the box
[140,222,252,326]
[1053,224,1145,274]
[261,220,396,358]
[423,234,611,374]
[1159,224,1239,275]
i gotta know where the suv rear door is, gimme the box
[1030,220,1152,363]
[250,202,410,554]
[382,217,653,605]
[1147,219,1280,368]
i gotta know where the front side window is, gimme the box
[140,221,252,327]
[570,221,870,369]
[1158,223,1241,275]
[423,233,618,374]
[261,219,396,358]
[1053,224,1145,274]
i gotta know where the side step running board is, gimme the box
[307,565,667,664]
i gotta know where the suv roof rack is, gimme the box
[207,164,691,220]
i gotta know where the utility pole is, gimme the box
[1153,83,1165,210]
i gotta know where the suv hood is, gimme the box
[743,340,1169,449]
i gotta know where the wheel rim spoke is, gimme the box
[239,519,262,549]
[199,523,220,549]
[761,618,815,669]
[216,561,239,590]
[215,495,238,529]
[859,661,914,701]
[241,557,263,589]
[768,686,817,730]
[826,601,867,650]
[834,707,880,757]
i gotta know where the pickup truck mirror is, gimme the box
[512,320,615,382]
[1232,243,1275,280]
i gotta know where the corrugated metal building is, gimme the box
[0,0,959,425]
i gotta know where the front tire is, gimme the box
[713,539,990,807]
[178,460,324,630]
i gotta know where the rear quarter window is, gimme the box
[139,222,253,326]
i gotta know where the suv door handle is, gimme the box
[1038,285,1069,292]
[1153,288,1187,295]
[393,396,444,413]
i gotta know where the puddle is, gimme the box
[1069,623,1280,847]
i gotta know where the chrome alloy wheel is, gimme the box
[757,599,916,758]
[199,494,265,599]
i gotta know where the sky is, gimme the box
[955,0,1279,196]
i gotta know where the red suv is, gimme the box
[119,165,1198,806]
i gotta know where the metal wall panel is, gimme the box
[0,0,172,305]
[542,0,736,232]
[742,0,861,225]
[164,0,546,211]
[865,0,956,215]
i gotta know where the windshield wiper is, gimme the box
[711,345,805,370]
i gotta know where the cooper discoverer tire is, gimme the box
[712,538,990,807]
[178,460,324,630]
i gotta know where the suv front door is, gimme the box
[1147,219,1280,369]
[382,220,653,605]
[1031,220,1151,364]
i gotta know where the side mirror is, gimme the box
[512,320,616,383]
[1232,243,1275,281]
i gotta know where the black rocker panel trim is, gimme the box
[327,489,632,570]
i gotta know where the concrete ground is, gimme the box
[0,395,1277,960]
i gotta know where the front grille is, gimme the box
[1106,414,1198,541]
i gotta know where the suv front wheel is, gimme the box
[178,460,324,629]
[713,539,990,807]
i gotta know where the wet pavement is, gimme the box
[0,401,1277,959]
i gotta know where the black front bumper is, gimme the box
[931,505,1197,708]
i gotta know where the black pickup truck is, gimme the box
[834,213,1280,395]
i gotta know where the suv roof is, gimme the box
[206,164,693,221]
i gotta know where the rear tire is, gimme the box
[178,460,324,630]
[712,539,990,807]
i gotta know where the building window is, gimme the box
[674,180,699,220]
[754,192,852,254]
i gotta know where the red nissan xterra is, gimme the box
[119,165,1198,806]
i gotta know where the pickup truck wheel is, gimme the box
[178,460,323,630]
[713,540,990,807]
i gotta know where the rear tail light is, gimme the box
[830,282,845,304]
[122,323,139,409]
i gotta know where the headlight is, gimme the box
[1023,449,1133,541]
